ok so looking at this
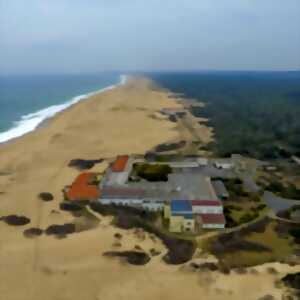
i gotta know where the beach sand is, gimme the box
[0,78,298,300]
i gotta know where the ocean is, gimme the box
[0,73,124,143]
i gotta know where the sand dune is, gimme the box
[0,78,298,300]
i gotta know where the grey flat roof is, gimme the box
[212,181,229,197]
[128,172,218,201]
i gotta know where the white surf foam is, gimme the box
[0,74,127,144]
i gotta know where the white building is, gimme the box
[214,161,233,169]
[99,187,164,211]
[191,200,223,214]
[197,214,225,229]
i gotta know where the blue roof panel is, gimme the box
[171,200,192,213]
[183,214,194,220]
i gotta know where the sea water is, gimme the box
[0,73,125,143]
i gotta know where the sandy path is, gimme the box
[0,78,298,300]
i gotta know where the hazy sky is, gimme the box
[0,0,299,74]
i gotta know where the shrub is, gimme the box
[134,163,172,182]
[3,215,30,226]
[60,202,82,212]
[256,204,267,210]
[103,251,151,265]
[45,223,75,235]
[89,202,195,264]
[281,272,300,290]
[114,233,122,239]
[249,194,261,202]
[239,212,259,224]
[38,192,54,202]
[23,227,43,238]
[289,227,300,239]
[68,159,103,170]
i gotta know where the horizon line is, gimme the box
[1,69,300,77]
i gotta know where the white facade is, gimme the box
[192,206,223,214]
[214,162,233,169]
[99,198,163,211]
[202,223,225,229]
[142,201,164,211]
[197,158,208,166]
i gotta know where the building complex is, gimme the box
[65,155,228,233]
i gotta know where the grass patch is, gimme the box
[200,218,297,268]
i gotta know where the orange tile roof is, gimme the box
[66,172,100,201]
[111,155,129,172]
[72,172,96,185]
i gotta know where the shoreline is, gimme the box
[0,78,298,300]
[0,74,128,145]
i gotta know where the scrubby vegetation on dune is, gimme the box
[217,177,267,228]
[60,201,83,212]
[264,180,300,200]
[210,232,272,256]
[155,141,186,152]
[23,227,43,238]
[45,223,75,236]
[38,192,54,202]
[1,215,30,226]
[103,251,151,265]
[68,159,103,170]
[282,272,300,290]
[90,202,195,264]
[202,218,299,268]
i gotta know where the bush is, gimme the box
[249,194,261,202]
[267,181,300,200]
[239,212,259,224]
[134,163,172,182]
[256,204,267,210]
[60,202,82,212]
[289,227,300,239]
[239,217,270,235]
[45,223,75,236]
[23,227,43,238]
[210,237,271,256]
[103,251,151,265]
[2,215,30,226]
[38,192,54,202]
[282,272,300,290]
[68,159,103,170]
[89,202,195,264]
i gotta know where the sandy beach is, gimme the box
[0,78,298,300]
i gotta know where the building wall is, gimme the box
[100,198,143,206]
[169,216,184,233]
[99,198,163,211]
[192,206,223,214]
[202,223,225,229]
[164,205,171,219]
[142,202,164,211]
[183,218,195,232]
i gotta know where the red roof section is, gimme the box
[198,213,225,224]
[72,172,96,185]
[191,200,222,206]
[66,172,100,201]
[111,155,129,172]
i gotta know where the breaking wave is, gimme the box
[0,74,127,144]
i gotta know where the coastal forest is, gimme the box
[150,72,300,160]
